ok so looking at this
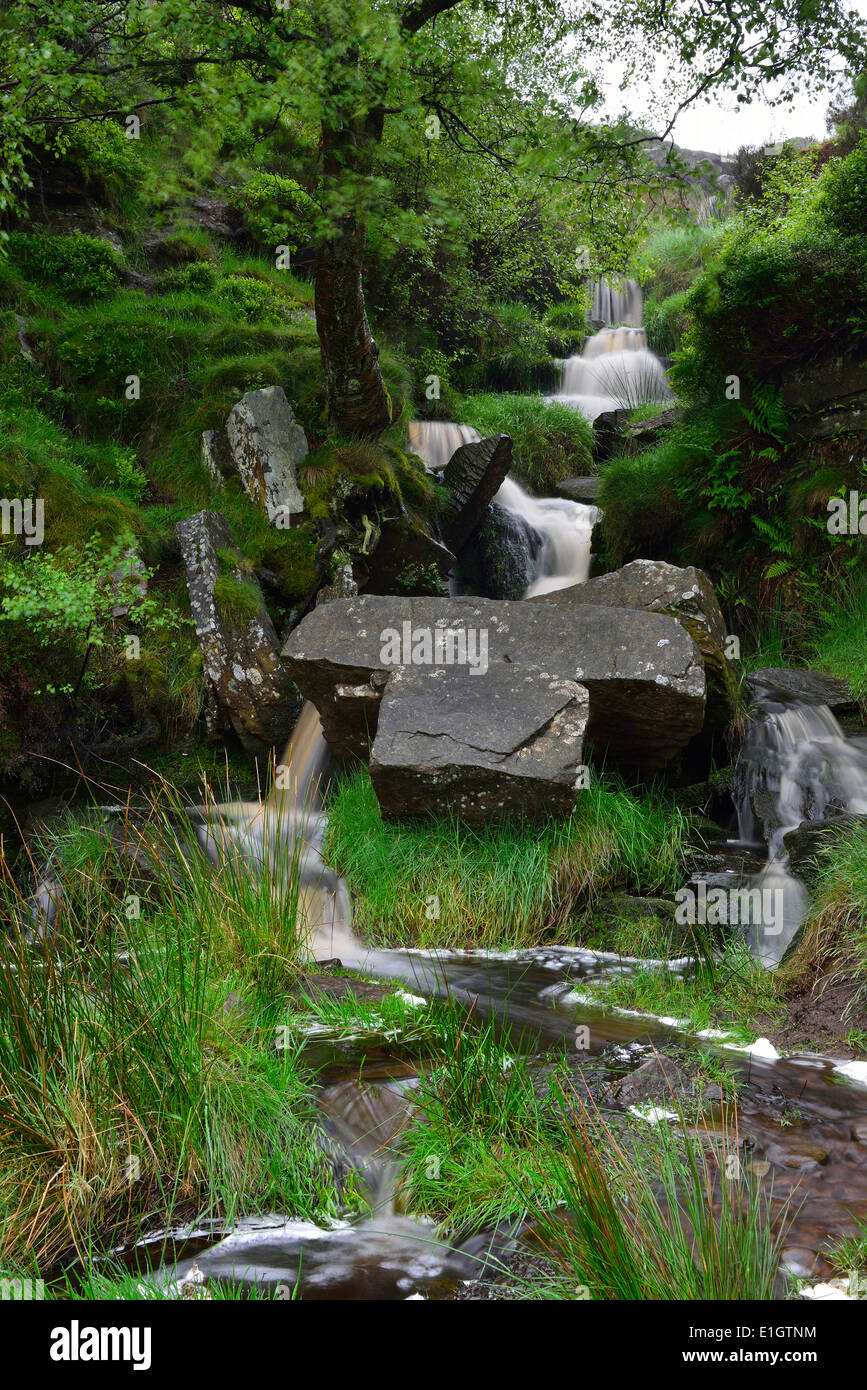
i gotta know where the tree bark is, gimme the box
[315,119,392,438]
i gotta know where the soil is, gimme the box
[757,970,867,1058]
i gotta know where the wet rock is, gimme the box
[626,406,679,446]
[456,503,543,601]
[592,408,630,461]
[281,594,706,774]
[370,664,589,823]
[783,813,867,876]
[225,386,307,525]
[440,434,513,551]
[554,477,603,504]
[782,356,867,442]
[747,667,857,715]
[176,509,301,754]
[612,1054,696,1106]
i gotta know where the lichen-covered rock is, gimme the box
[176,510,300,753]
[530,558,736,732]
[281,594,705,774]
[225,386,307,525]
[370,664,589,822]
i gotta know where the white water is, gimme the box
[201,702,358,962]
[493,476,598,595]
[407,420,481,472]
[556,278,673,421]
[735,701,867,967]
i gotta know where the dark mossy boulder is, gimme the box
[455,502,543,600]
[440,434,513,551]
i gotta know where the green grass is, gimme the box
[0,788,357,1270]
[811,567,867,705]
[456,393,594,493]
[588,937,781,1039]
[526,1097,789,1300]
[400,1011,572,1234]
[780,821,867,1012]
[325,767,687,949]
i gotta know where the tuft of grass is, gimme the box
[457,393,594,493]
[779,821,867,1012]
[400,1010,570,1234]
[326,767,686,949]
[591,936,781,1039]
[811,567,867,705]
[527,1095,790,1300]
[0,784,351,1269]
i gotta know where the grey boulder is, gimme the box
[176,510,300,754]
[440,434,513,551]
[370,664,589,822]
[281,594,705,773]
[225,386,307,525]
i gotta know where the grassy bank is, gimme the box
[326,767,688,949]
[0,791,365,1271]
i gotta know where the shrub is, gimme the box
[160,261,219,294]
[644,290,690,356]
[59,121,146,207]
[819,134,867,236]
[230,172,317,250]
[6,231,121,301]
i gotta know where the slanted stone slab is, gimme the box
[281,594,705,772]
[370,664,589,822]
[225,386,307,525]
[440,434,513,551]
[176,509,300,753]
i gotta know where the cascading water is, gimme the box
[732,690,867,968]
[407,420,481,471]
[556,278,673,421]
[409,423,599,598]
[493,477,597,596]
[196,701,359,963]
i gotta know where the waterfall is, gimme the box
[732,697,867,967]
[196,702,359,962]
[408,420,598,598]
[493,477,598,596]
[587,277,643,329]
[407,420,481,472]
[556,279,673,421]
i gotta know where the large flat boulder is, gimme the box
[370,664,589,822]
[176,510,300,754]
[440,434,513,551]
[224,385,307,525]
[281,595,705,773]
[529,558,736,730]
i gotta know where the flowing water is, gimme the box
[408,423,598,597]
[556,280,673,421]
[723,685,867,968]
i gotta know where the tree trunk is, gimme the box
[315,119,392,438]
